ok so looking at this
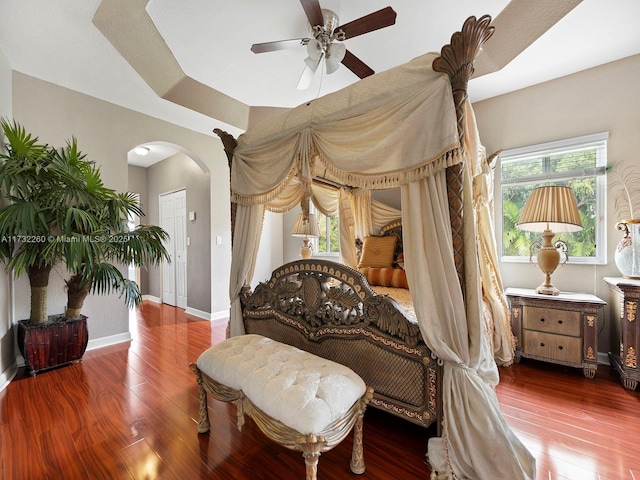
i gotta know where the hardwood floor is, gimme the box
[0,301,638,479]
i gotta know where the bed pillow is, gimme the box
[360,267,409,289]
[357,235,398,269]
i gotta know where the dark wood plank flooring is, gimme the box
[1,301,638,479]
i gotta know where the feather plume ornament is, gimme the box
[607,161,640,220]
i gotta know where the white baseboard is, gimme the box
[142,295,161,303]
[210,309,230,326]
[0,362,18,392]
[597,352,610,365]
[87,332,132,351]
[184,307,210,321]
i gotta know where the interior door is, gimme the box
[160,189,187,308]
[174,191,187,308]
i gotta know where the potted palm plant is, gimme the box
[0,119,170,374]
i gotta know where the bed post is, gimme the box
[432,16,494,293]
[213,128,238,247]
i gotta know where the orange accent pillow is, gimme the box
[360,267,409,289]
[357,235,398,269]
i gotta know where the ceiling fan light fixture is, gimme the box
[304,53,323,71]
[134,146,150,156]
[326,42,346,74]
[306,38,323,61]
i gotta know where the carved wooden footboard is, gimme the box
[241,259,442,430]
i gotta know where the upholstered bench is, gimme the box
[190,334,374,480]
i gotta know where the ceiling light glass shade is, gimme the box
[134,146,150,156]
[326,43,346,74]
[304,54,323,71]
[304,38,323,72]
[306,38,323,61]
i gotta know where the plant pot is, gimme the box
[615,219,640,279]
[17,315,89,376]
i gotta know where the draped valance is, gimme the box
[231,53,461,205]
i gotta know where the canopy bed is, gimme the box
[214,15,534,480]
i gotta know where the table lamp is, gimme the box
[517,186,582,295]
[292,213,320,259]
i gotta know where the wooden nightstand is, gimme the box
[604,277,640,390]
[505,287,606,378]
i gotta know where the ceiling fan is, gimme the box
[251,0,397,90]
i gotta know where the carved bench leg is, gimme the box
[350,386,373,475]
[350,413,366,474]
[300,435,326,480]
[234,395,246,431]
[189,363,211,433]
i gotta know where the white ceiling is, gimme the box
[1,0,639,160]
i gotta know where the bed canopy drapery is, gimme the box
[217,15,534,480]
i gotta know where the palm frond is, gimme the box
[85,263,142,308]
[608,161,640,219]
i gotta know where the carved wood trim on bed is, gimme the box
[240,259,442,429]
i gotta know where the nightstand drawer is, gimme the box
[523,306,581,336]
[523,330,582,364]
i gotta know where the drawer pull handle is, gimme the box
[540,342,545,347]
[539,318,545,322]
[558,320,563,324]
[558,346,564,350]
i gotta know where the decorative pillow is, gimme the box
[357,235,398,269]
[360,267,409,289]
[394,252,405,270]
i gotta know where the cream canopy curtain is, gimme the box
[227,51,534,479]
[401,169,534,479]
[463,101,515,366]
[351,189,372,240]
[371,199,402,234]
[228,203,265,336]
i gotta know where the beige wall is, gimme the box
[11,72,232,343]
[473,53,640,356]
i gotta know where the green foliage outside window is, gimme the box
[501,139,604,260]
[317,212,339,254]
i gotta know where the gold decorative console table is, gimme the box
[604,277,640,390]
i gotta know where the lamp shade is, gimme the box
[292,213,320,238]
[517,186,582,233]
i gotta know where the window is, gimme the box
[315,210,340,255]
[500,133,608,264]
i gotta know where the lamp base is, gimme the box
[535,283,560,296]
[300,238,312,259]
[532,230,566,296]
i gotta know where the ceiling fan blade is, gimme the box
[251,38,307,54]
[297,55,322,90]
[339,6,397,40]
[341,49,374,79]
[473,0,582,77]
[300,0,324,27]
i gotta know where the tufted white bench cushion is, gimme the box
[196,334,367,435]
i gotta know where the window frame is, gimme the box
[311,207,340,258]
[498,132,608,265]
